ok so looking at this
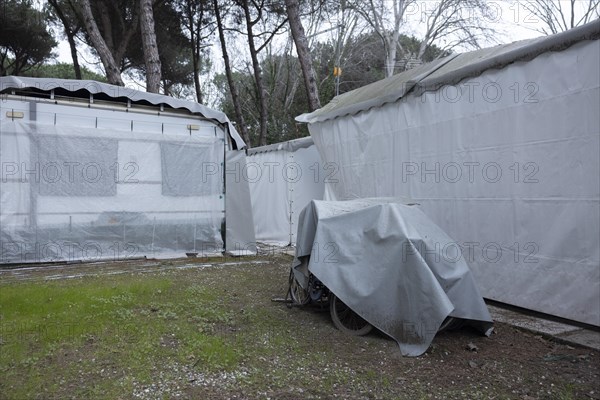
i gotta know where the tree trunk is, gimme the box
[191,26,203,103]
[357,0,406,78]
[98,1,115,53]
[193,7,203,103]
[417,39,428,61]
[0,52,7,76]
[163,79,171,96]
[48,0,82,79]
[385,36,396,77]
[139,0,162,93]
[241,0,269,146]
[182,0,204,103]
[80,0,123,85]
[192,51,203,103]
[214,0,252,148]
[284,0,320,111]
[66,31,82,79]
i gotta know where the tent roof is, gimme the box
[247,136,315,155]
[0,76,246,149]
[297,19,600,124]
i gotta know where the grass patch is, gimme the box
[1,256,598,400]
[0,269,242,399]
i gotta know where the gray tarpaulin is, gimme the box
[293,199,493,356]
[297,25,600,326]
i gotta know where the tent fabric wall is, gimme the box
[1,76,246,149]
[247,137,325,245]
[304,39,600,326]
[0,77,255,263]
[225,150,257,255]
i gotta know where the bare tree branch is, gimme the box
[349,0,411,77]
[521,0,599,35]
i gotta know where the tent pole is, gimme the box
[221,126,226,254]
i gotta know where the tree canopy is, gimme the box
[2,0,598,146]
[0,0,57,76]
[21,62,107,81]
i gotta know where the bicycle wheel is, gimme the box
[329,293,373,336]
[288,270,310,305]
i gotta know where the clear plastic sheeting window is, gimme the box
[160,142,219,197]
[37,136,118,197]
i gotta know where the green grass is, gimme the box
[1,257,597,399]
[556,384,577,400]
[0,271,242,399]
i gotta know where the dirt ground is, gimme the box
[1,254,599,400]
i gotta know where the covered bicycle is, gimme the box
[288,198,494,356]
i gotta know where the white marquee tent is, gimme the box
[0,76,256,263]
[247,137,324,246]
[297,21,600,326]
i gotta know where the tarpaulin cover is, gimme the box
[292,199,493,356]
[247,137,325,245]
[303,36,600,326]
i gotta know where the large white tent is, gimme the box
[247,137,324,245]
[0,76,256,263]
[297,22,600,326]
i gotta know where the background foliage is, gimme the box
[1,0,598,146]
